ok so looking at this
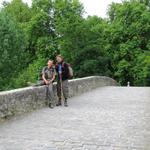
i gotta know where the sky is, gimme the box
[0,0,122,18]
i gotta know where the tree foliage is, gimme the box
[0,0,150,91]
[107,0,150,85]
[0,10,28,90]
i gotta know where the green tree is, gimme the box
[3,0,32,23]
[107,0,150,85]
[1,0,150,91]
[72,16,111,77]
[0,10,28,91]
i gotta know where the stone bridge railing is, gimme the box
[0,76,118,121]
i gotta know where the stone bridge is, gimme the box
[0,76,150,150]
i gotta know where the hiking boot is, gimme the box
[64,99,68,107]
[49,103,54,109]
[56,99,62,106]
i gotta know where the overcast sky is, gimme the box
[0,0,122,18]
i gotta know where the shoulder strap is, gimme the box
[63,62,69,67]
[51,67,55,72]
[44,66,47,71]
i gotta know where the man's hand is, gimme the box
[49,80,53,84]
[45,80,49,85]
[45,80,53,85]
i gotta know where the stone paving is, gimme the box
[0,86,150,150]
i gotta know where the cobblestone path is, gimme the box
[0,87,150,150]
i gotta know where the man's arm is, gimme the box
[42,74,49,84]
[51,70,56,82]
[42,67,49,85]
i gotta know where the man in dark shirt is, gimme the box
[55,55,69,107]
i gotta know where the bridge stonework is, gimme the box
[0,76,118,120]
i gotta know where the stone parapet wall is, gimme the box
[0,76,118,120]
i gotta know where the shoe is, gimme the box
[56,99,62,106]
[64,100,68,107]
[56,103,62,106]
[49,103,54,109]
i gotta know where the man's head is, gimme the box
[56,55,64,63]
[47,60,53,68]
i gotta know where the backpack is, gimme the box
[68,64,73,78]
[61,63,73,79]
[38,67,46,80]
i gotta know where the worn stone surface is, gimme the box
[0,86,150,150]
[0,76,117,120]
